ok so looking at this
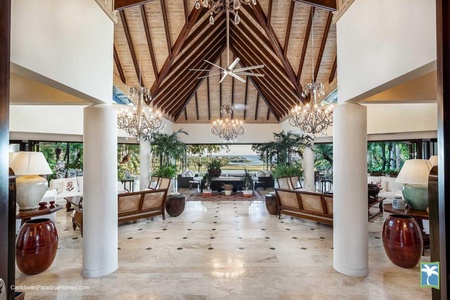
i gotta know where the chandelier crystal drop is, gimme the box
[211,104,245,143]
[195,0,257,26]
[117,86,165,142]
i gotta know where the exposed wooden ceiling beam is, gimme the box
[150,7,204,97]
[113,45,126,84]
[267,107,270,120]
[255,93,260,120]
[297,7,314,83]
[165,42,226,116]
[314,11,333,82]
[195,92,199,120]
[267,0,273,27]
[152,20,225,105]
[294,0,337,11]
[244,78,249,120]
[184,106,188,120]
[284,0,296,55]
[140,5,158,82]
[329,55,337,83]
[160,0,172,57]
[114,0,153,11]
[119,10,141,84]
[183,0,189,24]
[207,76,211,120]
[248,76,280,121]
[248,3,304,100]
[220,55,223,118]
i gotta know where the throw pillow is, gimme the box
[63,178,79,194]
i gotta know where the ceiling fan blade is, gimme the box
[233,65,265,72]
[219,73,228,83]
[196,73,222,79]
[189,68,214,72]
[204,60,225,70]
[229,57,240,71]
[230,72,246,83]
[237,72,265,77]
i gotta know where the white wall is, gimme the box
[173,123,281,144]
[11,0,114,104]
[337,0,436,102]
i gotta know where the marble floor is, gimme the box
[15,190,431,299]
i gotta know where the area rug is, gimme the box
[187,191,264,201]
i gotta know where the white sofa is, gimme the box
[367,175,403,203]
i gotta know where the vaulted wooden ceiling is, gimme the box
[113,0,338,124]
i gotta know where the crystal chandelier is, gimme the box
[289,17,333,137]
[195,0,257,25]
[211,104,245,143]
[117,86,165,142]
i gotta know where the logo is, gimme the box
[421,262,439,289]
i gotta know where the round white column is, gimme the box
[82,104,118,277]
[303,146,315,192]
[333,102,368,277]
[139,140,151,190]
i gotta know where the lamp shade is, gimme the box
[429,156,438,167]
[9,151,52,175]
[395,159,432,186]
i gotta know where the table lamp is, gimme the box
[395,159,432,210]
[9,151,53,210]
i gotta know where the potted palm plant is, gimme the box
[205,158,226,178]
[222,184,233,196]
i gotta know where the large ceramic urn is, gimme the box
[16,218,59,275]
[382,215,423,268]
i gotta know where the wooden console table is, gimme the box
[16,204,62,226]
[65,196,82,212]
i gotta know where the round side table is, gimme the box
[265,194,279,215]
[165,194,186,217]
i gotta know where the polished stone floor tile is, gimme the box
[15,192,431,299]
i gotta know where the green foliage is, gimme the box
[367,142,409,174]
[314,143,333,172]
[151,129,188,170]
[205,158,227,170]
[272,164,303,179]
[152,165,177,178]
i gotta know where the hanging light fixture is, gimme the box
[289,15,334,137]
[117,87,164,142]
[211,104,245,143]
[195,0,257,25]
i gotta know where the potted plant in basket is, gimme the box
[205,158,226,178]
[222,184,233,196]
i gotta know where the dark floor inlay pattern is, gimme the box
[208,247,214,250]
[238,237,242,239]
[239,247,245,250]
[285,228,290,231]
[292,237,298,239]
[265,237,270,239]
[72,237,78,240]
[210,237,215,239]
[301,247,307,250]
[375,237,380,239]
[118,247,121,250]
[155,237,160,239]
[310,228,315,230]
[183,237,188,239]
[320,237,325,239]
[187,229,192,231]
[138,228,143,231]
[177,247,183,250]
[261,228,266,231]
[212,228,216,231]
[162,229,167,231]
[64,229,69,231]
[127,237,133,239]
[146,247,152,250]
[270,247,276,250]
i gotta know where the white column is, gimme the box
[303,146,315,192]
[82,104,118,277]
[140,140,151,190]
[333,102,368,277]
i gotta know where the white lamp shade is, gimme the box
[395,159,432,185]
[9,151,52,175]
[429,155,438,167]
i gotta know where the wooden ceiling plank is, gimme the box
[113,45,127,84]
[239,12,273,54]
[140,5,159,82]
[160,0,172,57]
[267,107,270,120]
[244,77,249,120]
[297,7,314,83]
[283,1,296,55]
[114,0,153,11]
[329,55,337,83]
[150,6,204,96]
[152,16,225,102]
[119,10,141,83]
[184,106,188,121]
[165,43,225,116]
[293,0,337,11]
[255,93,260,120]
[153,25,225,106]
[247,3,304,98]
[314,11,333,82]
[231,31,300,106]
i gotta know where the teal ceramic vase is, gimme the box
[402,184,428,210]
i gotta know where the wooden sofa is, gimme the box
[118,188,168,223]
[275,188,333,225]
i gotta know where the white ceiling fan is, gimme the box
[190,3,264,83]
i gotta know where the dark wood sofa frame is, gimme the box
[275,188,333,225]
[118,188,168,223]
